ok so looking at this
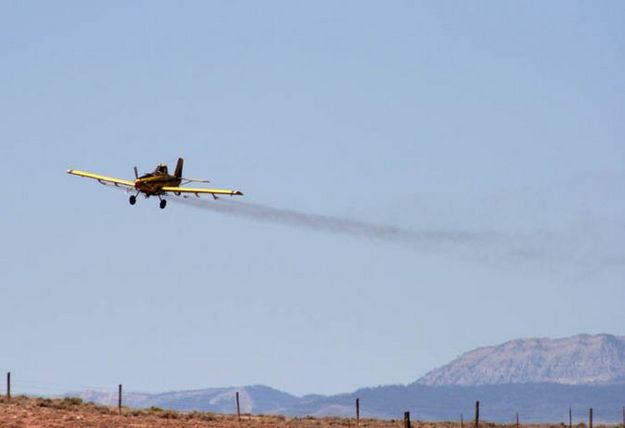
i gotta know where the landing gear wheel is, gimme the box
[129,195,137,205]
[160,199,167,209]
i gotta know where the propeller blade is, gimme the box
[133,166,139,179]
[181,178,210,183]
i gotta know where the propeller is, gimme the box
[181,178,210,185]
[133,166,139,179]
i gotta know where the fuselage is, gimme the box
[135,161,182,196]
[134,172,181,195]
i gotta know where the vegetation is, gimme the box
[0,395,619,427]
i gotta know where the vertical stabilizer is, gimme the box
[174,158,184,178]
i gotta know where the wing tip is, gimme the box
[234,190,243,196]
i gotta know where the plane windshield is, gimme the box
[155,164,168,174]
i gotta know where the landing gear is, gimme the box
[159,199,167,209]
[129,195,137,205]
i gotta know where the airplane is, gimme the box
[67,157,243,209]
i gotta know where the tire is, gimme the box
[129,195,137,205]
[160,199,167,209]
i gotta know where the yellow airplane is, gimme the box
[67,158,243,209]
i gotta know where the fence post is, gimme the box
[622,406,624,428]
[236,391,241,422]
[589,408,593,428]
[516,411,519,428]
[118,384,122,415]
[356,398,360,426]
[475,401,480,428]
[404,411,411,428]
[569,407,572,428]
[461,413,464,428]
[6,372,10,401]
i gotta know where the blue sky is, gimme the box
[1,1,624,396]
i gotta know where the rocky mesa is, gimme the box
[417,334,625,387]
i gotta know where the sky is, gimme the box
[1,1,624,397]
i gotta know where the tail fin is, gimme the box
[174,158,184,178]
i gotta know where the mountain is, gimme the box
[73,382,625,422]
[418,334,625,386]
[334,383,625,422]
[72,385,299,414]
[68,334,625,422]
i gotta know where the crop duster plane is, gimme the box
[67,158,243,209]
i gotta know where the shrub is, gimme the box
[62,397,83,406]
[158,410,179,419]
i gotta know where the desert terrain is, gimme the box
[0,395,607,428]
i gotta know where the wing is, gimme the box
[66,170,135,188]
[161,186,243,197]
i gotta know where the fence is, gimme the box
[2,371,625,426]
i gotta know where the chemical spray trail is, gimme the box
[172,179,625,273]
[172,198,495,256]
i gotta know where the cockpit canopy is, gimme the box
[154,163,168,174]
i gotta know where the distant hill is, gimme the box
[73,382,625,422]
[73,385,298,415]
[417,334,625,386]
[70,334,625,422]
[303,382,625,422]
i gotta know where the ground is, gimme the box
[0,396,598,428]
